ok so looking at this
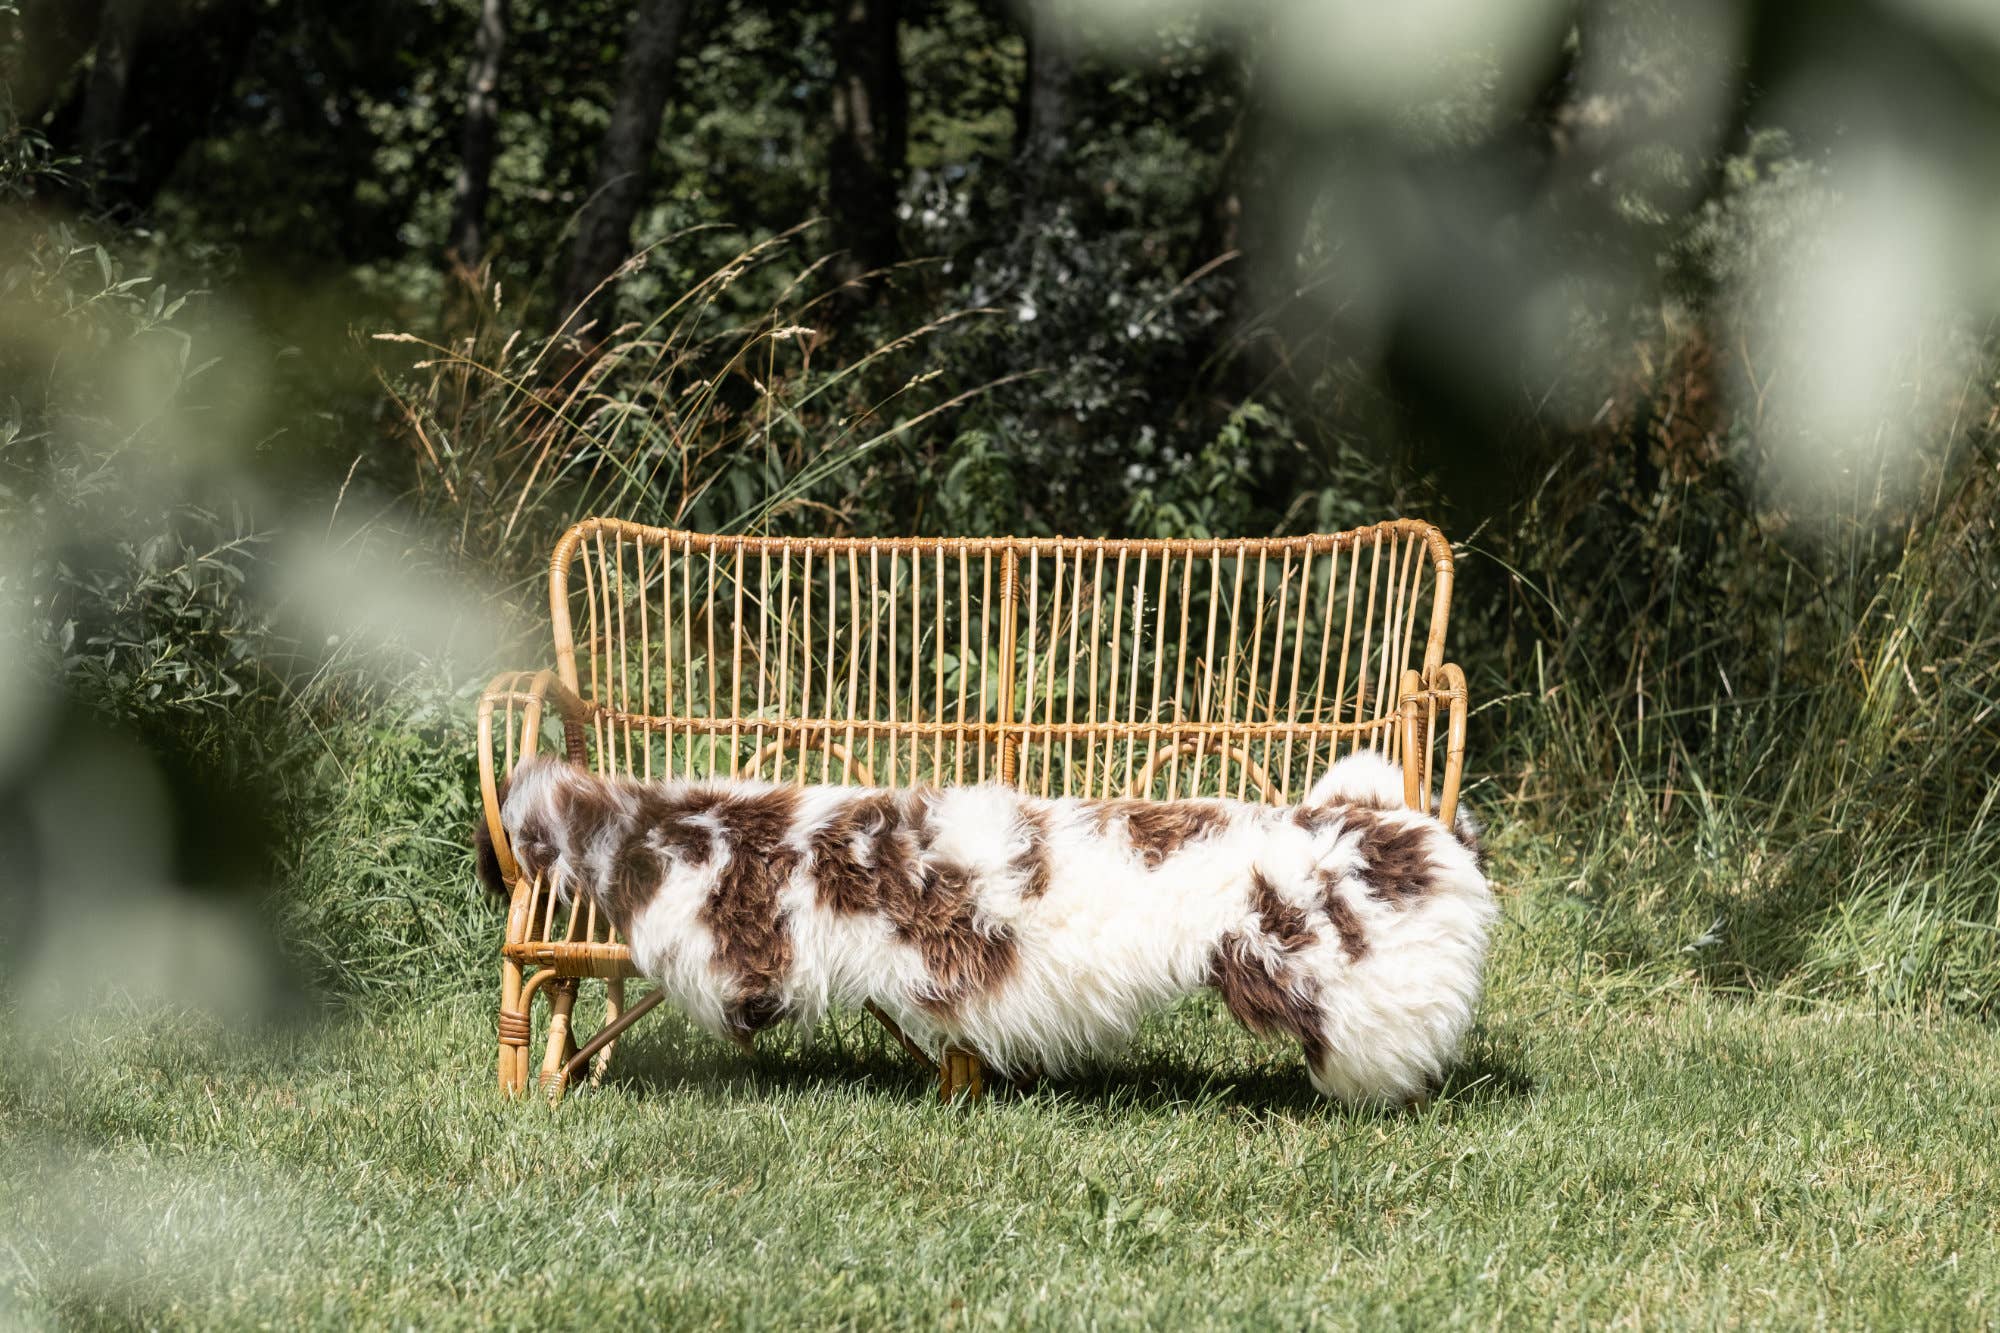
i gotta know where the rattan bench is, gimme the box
[477,519,1468,1101]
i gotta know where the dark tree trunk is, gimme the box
[46,0,258,213]
[827,0,906,288]
[447,0,508,268]
[1187,92,1248,272]
[80,0,147,178]
[1208,63,1308,398]
[553,0,695,339]
[1012,3,1071,222]
[14,0,108,123]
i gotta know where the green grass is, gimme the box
[9,888,2000,1331]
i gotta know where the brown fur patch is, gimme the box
[1294,800,1448,907]
[1354,813,1437,906]
[602,833,661,936]
[901,789,938,847]
[1315,871,1370,963]
[808,790,1017,1016]
[701,787,803,1034]
[1088,798,1231,868]
[910,857,1018,1010]
[807,790,911,915]
[511,810,559,887]
[634,785,723,866]
[1291,804,1337,834]
[1207,935,1328,1069]
[1209,866,1332,1068]
[1080,799,1119,836]
[902,797,1017,1014]
[1010,805,1053,898]
[561,780,622,854]
[474,808,507,901]
[586,784,731,938]
[557,779,638,923]
[1248,868,1315,952]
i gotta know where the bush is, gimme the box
[276,684,494,999]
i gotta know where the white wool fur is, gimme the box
[1304,747,1406,808]
[502,750,1497,1106]
[1308,747,1484,854]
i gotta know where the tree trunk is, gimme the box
[1194,44,1297,389]
[447,0,508,268]
[1187,88,1249,272]
[1013,2,1071,222]
[15,0,109,123]
[65,0,259,213]
[827,0,907,288]
[553,0,695,339]
[80,0,147,178]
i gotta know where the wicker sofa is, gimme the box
[477,519,1468,1101]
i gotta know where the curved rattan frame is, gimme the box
[481,519,1470,1102]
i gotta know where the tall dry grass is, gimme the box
[1475,367,2000,1013]
[373,227,1018,568]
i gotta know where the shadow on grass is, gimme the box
[1004,1047,1533,1122]
[580,1014,1535,1121]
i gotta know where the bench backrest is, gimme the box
[544,519,1453,805]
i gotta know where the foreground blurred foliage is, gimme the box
[1,0,1998,1031]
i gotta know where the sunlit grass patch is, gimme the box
[8,901,1999,1329]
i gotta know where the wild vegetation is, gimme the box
[4,0,2000,1323]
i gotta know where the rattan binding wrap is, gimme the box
[480,519,1470,1100]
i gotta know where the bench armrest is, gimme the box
[476,669,601,885]
[1398,663,1469,824]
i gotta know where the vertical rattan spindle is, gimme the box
[868,546,881,784]
[730,544,745,778]
[978,550,993,784]
[886,548,900,788]
[680,536,695,775]
[1061,546,1084,798]
[956,547,971,786]
[1352,531,1383,756]
[1121,551,1147,796]
[997,547,1019,786]
[844,548,862,785]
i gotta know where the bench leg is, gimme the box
[861,1001,994,1101]
[561,985,668,1088]
[499,959,529,1096]
[864,1000,937,1074]
[538,979,580,1103]
[588,978,625,1087]
[938,1045,985,1102]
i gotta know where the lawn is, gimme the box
[8,873,1998,1332]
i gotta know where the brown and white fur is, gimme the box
[480,751,1495,1105]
